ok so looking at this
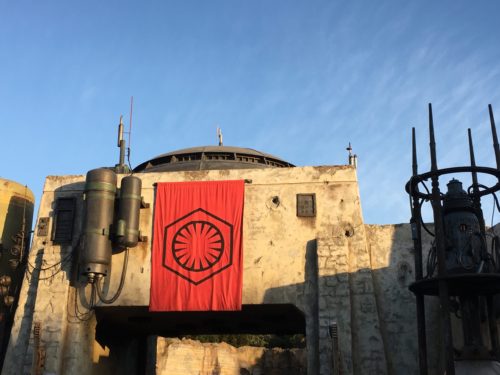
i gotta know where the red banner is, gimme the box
[150,180,244,311]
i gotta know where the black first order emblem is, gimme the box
[162,208,233,285]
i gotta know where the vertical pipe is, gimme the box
[411,127,429,375]
[489,104,500,170]
[428,103,455,375]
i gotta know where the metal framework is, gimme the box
[405,104,500,374]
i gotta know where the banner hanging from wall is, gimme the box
[150,180,244,311]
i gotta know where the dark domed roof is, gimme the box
[133,145,294,173]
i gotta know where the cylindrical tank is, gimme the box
[0,178,35,260]
[81,168,116,279]
[0,178,34,366]
[115,176,142,248]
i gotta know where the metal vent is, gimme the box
[296,194,316,217]
[52,197,76,244]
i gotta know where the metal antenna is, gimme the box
[118,115,124,147]
[217,127,223,146]
[115,115,129,173]
[429,103,438,171]
[127,96,134,170]
[346,142,357,167]
[118,115,125,166]
[488,104,500,169]
[129,96,133,151]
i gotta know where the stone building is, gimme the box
[0,145,481,374]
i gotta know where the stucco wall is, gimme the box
[4,165,367,375]
[151,338,306,375]
[2,165,467,375]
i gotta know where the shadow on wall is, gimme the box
[92,226,442,375]
[262,224,443,375]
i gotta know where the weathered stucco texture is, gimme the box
[151,338,306,375]
[2,165,453,375]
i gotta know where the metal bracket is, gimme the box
[140,196,150,209]
[138,231,148,243]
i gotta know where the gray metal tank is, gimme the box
[81,168,117,280]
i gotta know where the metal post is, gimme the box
[428,104,455,375]
[468,129,487,234]
[489,105,500,170]
[411,127,429,375]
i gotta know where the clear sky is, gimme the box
[1,1,500,224]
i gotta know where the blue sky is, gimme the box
[1,1,500,224]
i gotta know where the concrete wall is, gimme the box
[1,165,459,375]
[151,338,306,375]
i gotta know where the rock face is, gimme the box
[154,338,307,375]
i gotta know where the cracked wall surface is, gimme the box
[2,166,448,375]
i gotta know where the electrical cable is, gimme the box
[72,283,96,322]
[27,251,72,272]
[95,247,129,304]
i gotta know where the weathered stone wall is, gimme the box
[151,338,306,375]
[4,166,365,375]
[365,224,441,375]
[2,165,467,375]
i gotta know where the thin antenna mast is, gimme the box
[346,142,357,168]
[118,115,125,166]
[217,127,223,146]
[129,96,133,151]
